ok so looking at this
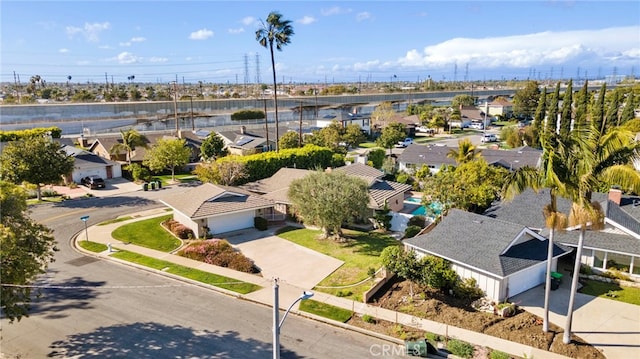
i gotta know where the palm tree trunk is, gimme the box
[270,44,279,152]
[563,226,585,343]
[543,228,554,332]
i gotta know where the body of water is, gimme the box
[404,197,442,217]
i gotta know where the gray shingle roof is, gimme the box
[336,163,384,179]
[241,167,312,194]
[161,183,274,219]
[398,144,542,170]
[405,209,570,277]
[554,229,640,256]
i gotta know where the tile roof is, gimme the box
[241,167,312,194]
[398,144,542,170]
[335,163,384,179]
[161,183,274,219]
[405,209,570,277]
[368,179,412,208]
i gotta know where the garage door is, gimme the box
[507,262,546,298]
[74,168,107,183]
[207,211,255,234]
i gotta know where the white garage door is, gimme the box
[506,262,546,298]
[74,168,107,183]
[207,211,255,234]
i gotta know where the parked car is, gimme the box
[470,122,484,130]
[395,138,414,148]
[481,134,498,143]
[81,176,106,189]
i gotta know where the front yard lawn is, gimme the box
[111,214,181,252]
[579,279,640,306]
[277,227,400,301]
[299,299,353,322]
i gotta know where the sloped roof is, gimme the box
[335,163,384,179]
[241,167,311,194]
[161,183,274,219]
[405,209,570,277]
[368,179,412,208]
[398,144,542,170]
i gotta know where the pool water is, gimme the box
[404,197,442,217]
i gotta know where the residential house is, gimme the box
[487,98,514,118]
[216,126,279,155]
[316,113,371,134]
[89,131,201,164]
[62,145,122,184]
[405,209,572,302]
[160,183,276,236]
[397,144,542,174]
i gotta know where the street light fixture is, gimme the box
[273,278,313,359]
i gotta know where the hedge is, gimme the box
[0,127,62,141]
[230,109,265,121]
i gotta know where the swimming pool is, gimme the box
[404,197,442,217]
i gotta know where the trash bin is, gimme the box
[551,277,561,290]
[156,180,162,189]
[551,271,563,281]
[143,183,148,191]
[150,181,156,190]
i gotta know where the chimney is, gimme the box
[609,187,622,205]
[240,125,246,134]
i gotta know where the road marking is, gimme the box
[38,209,89,224]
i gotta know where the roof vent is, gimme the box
[472,220,483,224]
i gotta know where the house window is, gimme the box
[605,252,632,273]
[632,257,640,275]
[593,250,605,268]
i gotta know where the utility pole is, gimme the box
[299,100,303,147]
[190,96,194,131]
[171,81,179,134]
[263,98,269,150]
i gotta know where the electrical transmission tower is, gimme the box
[255,53,261,84]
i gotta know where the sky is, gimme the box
[1,0,639,85]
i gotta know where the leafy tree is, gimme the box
[0,181,57,322]
[381,157,397,176]
[447,138,481,164]
[559,79,573,139]
[367,148,386,169]
[0,137,74,200]
[380,246,419,281]
[194,160,248,186]
[512,80,540,118]
[423,159,508,214]
[110,129,148,164]
[200,131,228,160]
[288,170,369,239]
[376,122,406,155]
[592,83,607,133]
[543,82,561,149]
[604,89,620,130]
[143,138,192,182]
[256,11,294,152]
[371,102,396,132]
[573,80,589,132]
[451,94,475,108]
[278,131,301,149]
[619,90,637,126]
[342,124,366,149]
[418,255,458,291]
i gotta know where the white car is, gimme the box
[395,138,414,148]
[481,134,497,143]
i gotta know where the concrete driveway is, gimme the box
[511,276,640,359]
[222,228,344,289]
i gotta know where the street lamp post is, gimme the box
[273,278,313,359]
[80,215,90,241]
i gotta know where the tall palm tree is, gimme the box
[447,138,481,164]
[256,11,294,152]
[110,129,148,165]
[562,124,640,343]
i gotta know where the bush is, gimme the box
[489,350,511,359]
[254,216,268,231]
[425,332,443,342]
[174,224,194,239]
[178,240,258,273]
[125,163,151,182]
[404,225,422,238]
[579,264,593,275]
[408,215,427,228]
[230,109,265,121]
[453,278,485,301]
[602,269,631,281]
[362,314,376,323]
[335,290,353,297]
[447,339,474,359]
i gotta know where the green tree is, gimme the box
[193,160,248,186]
[380,246,419,281]
[371,102,397,132]
[619,90,637,126]
[110,129,148,165]
[367,148,386,169]
[142,138,192,182]
[604,89,620,130]
[279,131,301,150]
[451,94,475,108]
[288,170,369,239]
[256,11,294,152]
[200,131,228,160]
[544,82,561,148]
[342,124,366,149]
[0,137,74,200]
[0,181,57,322]
[512,80,540,119]
[559,79,573,139]
[447,138,481,164]
[573,80,589,132]
[376,122,406,155]
[592,83,607,133]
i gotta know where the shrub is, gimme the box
[453,278,485,301]
[404,225,422,238]
[177,240,258,273]
[447,339,474,359]
[174,224,194,239]
[579,264,593,275]
[425,332,443,342]
[254,216,268,231]
[602,269,631,281]
[362,314,376,323]
[408,215,427,228]
[230,109,265,121]
[489,350,511,359]
[335,290,353,297]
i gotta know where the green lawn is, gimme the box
[277,227,400,300]
[299,299,353,322]
[77,240,108,253]
[111,214,181,252]
[358,141,380,149]
[579,279,640,305]
[153,174,200,186]
[110,250,261,294]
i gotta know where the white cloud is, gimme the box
[189,28,214,40]
[98,45,112,49]
[113,51,140,64]
[241,16,256,26]
[321,6,351,16]
[130,37,146,42]
[59,48,69,53]
[66,22,110,42]
[396,26,640,70]
[119,41,131,47]
[356,12,372,22]
[149,57,168,63]
[297,16,317,25]
[228,27,245,34]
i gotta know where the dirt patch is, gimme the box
[357,278,605,359]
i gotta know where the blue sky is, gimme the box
[1,0,639,85]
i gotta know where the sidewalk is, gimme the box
[77,210,571,359]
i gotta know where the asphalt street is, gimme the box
[1,189,403,358]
